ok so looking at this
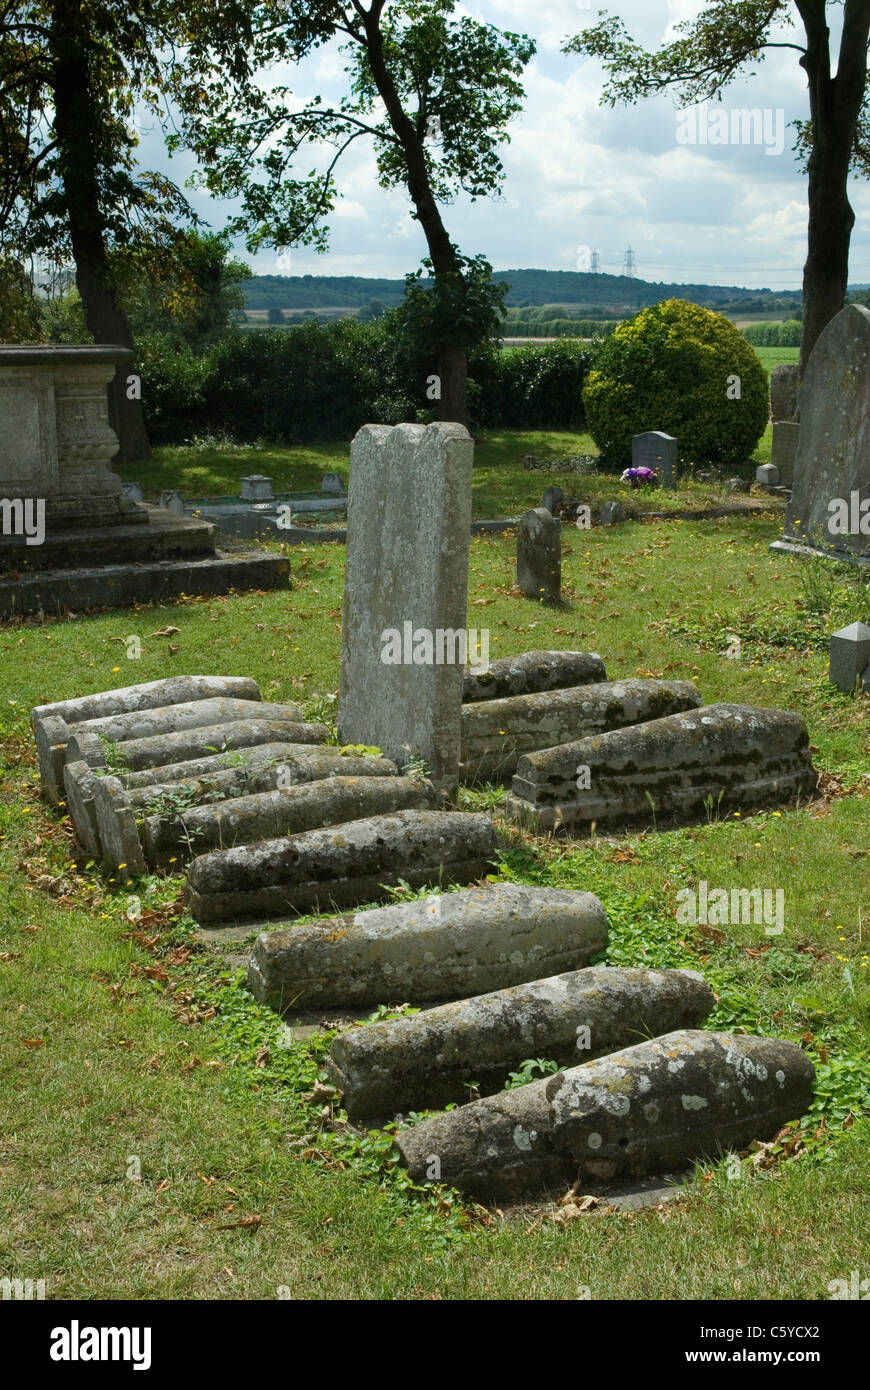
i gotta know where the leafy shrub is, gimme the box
[139,318,595,443]
[582,298,769,468]
[472,339,593,430]
[137,332,211,443]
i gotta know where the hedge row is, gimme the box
[502,319,618,338]
[741,319,802,347]
[137,318,594,443]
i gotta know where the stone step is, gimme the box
[0,506,218,573]
[0,551,290,621]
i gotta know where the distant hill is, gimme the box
[243,267,803,316]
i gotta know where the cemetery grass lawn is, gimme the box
[136,426,777,518]
[1,514,868,1299]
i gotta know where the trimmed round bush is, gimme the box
[582,299,769,468]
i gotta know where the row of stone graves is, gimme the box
[28,416,830,1204]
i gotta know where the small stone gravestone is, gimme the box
[755,464,779,487]
[541,485,564,516]
[772,304,870,564]
[599,501,625,526]
[122,482,143,503]
[829,621,870,693]
[632,431,677,489]
[517,508,561,603]
[321,472,345,495]
[159,490,185,515]
[241,474,273,501]
[770,421,800,487]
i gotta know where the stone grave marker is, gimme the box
[770,421,800,487]
[632,431,677,489]
[338,422,474,783]
[541,485,564,516]
[771,304,870,564]
[241,475,273,501]
[829,621,870,693]
[769,364,799,422]
[517,507,561,602]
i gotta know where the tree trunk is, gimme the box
[361,4,469,424]
[800,152,854,376]
[49,1,151,462]
[435,342,467,423]
[797,0,870,377]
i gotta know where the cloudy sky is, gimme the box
[137,0,868,291]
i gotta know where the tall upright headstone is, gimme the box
[339,422,474,783]
[771,304,870,564]
[632,431,677,488]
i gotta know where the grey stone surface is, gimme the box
[35,674,261,728]
[43,698,301,801]
[62,761,102,856]
[541,486,564,516]
[120,744,396,793]
[142,774,438,867]
[507,702,819,832]
[327,967,715,1118]
[0,550,290,623]
[189,808,500,924]
[69,717,328,774]
[462,650,606,703]
[92,757,405,875]
[247,884,607,1010]
[633,431,677,488]
[66,696,301,751]
[240,475,273,501]
[33,675,260,800]
[755,464,779,486]
[771,421,800,487]
[159,489,186,514]
[773,304,870,564]
[338,422,474,783]
[396,1030,815,1200]
[321,472,345,495]
[770,364,800,422]
[546,1031,815,1184]
[725,477,752,493]
[92,776,148,877]
[829,621,870,693]
[461,678,701,783]
[599,501,626,526]
[517,508,561,602]
[0,343,135,532]
[122,483,143,503]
